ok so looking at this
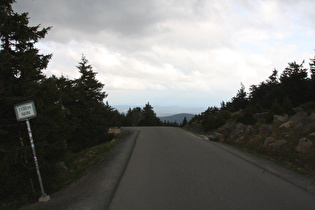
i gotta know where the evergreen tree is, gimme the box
[279,61,308,106]
[139,102,161,126]
[126,107,143,126]
[75,55,107,104]
[68,56,110,151]
[309,53,315,100]
[181,117,188,127]
[229,83,248,111]
[0,0,52,203]
[249,69,280,109]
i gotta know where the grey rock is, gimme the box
[230,122,246,137]
[263,137,276,147]
[295,138,313,153]
[213,132,224,142]
[272,140,287,149]
[273,114,289,123]
[300,122,315,134]
[259,124,273,136]
[290,111,308,123]
[207,135,219,142]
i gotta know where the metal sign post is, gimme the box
[14,101,50,202]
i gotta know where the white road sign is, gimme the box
[14,101,37,121]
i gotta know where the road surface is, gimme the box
[109,127,315,210]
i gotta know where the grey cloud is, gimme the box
[14,0,165,37]
[14,0,223,40]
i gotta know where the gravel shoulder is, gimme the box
[20,128,139,210]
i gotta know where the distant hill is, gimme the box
[159,113,195,124]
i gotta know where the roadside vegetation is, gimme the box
[0,1,121,208]
[186,57,315,178]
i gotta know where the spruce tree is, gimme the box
[309,53,315,100]
[279,61,308,106]
[181,116,188,127]
[0,0,51,203]
[68,56,110,151]
[140,102,161,126]
[229,83,248,111]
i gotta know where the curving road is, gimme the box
[109,127,315,210]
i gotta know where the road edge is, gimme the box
[104,128,139,209]
[19,128,139,210]
[200,135,315,195]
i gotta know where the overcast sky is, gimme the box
[13,0,315,112]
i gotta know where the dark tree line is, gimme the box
[121,102,162,126]
[0,1,121,203]
[192,57,315,132]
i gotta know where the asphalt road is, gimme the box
[109,127,315,210]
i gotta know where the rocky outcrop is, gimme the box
[273,114,289,123]
[202,109,315,159]
[295,138,313,153]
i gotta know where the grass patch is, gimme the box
[1,140,119,210]
[47,140,117,193]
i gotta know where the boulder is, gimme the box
[230,122,246,137]
[207,135,219,142]
[279,121,295,129]
[253,112,269,121]
[272,140,287,149]
[290,111,308,123]
[235,136,245,144]
[217,121,236,136]
[309,132,315,137]
[263,137,276,147]
[213,132,224,142]
[249,135,262,144]
[295,138,313,153]
[108,127,121,136]
[273,114,289,123]
[259,124,273,136]
[300,122,315,134]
